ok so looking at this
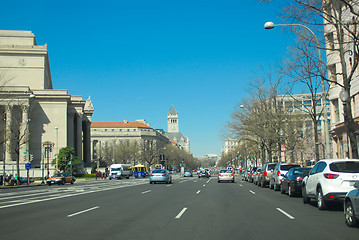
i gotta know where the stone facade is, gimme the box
[0,30,93,178]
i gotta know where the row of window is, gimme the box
[92,128,151,132]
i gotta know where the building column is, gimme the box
[20,105,29,162]
[76,114,83,161]
[82,119,91,165]
[5,105,12,163]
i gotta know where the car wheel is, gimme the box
[150,181,152,184]
[345,200,358,227]
[273,183,278,191]
[280,184,285,194]
[47,182,51,186]
[71,180,74,184]
[316,188,327,210]
[261,180,265,188]
[288,185,294,197]
[218,180,220,183]
[302,185,309,204]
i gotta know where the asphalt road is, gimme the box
[0,174,358,240]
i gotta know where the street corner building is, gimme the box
[0,30,94,177]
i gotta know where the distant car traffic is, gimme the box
[344,182,359,227]
[280,167,311,197]
[198,170,209,178]
[47,173,75,185]
[302,159,359,210]
[258,163,277,188]
[183,170,193,177]
[150,169,172,184]
[218,169,234,183]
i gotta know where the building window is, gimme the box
[326,32,335,51]
[328,64,337,82]
[333,99,340,122]
[104,129,107,132]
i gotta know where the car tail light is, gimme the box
[277,171,280,176]
[264,171,267,177]
[162,174,167,177]
[324,173,339,179]
[328,195,335,199]
[231,174,234,177]
[256,173,259,176]
[218,174,222,177]
[251,172,253,175]
[150,174,154,176]
[295,176,303,181]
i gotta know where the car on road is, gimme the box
[253,167,262,185]
[302,159,359,210]
[218,169,235,183]
[248,167,258,183]
[242,168,251,181]
[270,163,301,191]
[198,170,210,178]
[46,173,75,185]
[280,167,311,197]
[258,163,277,188]
[149,169,172,184]
[183,170,193,177]
[344,182,359,227]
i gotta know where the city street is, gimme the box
[0,175,357,240]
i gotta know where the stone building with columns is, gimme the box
[0,30,94,178]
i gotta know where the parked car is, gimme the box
[242,168,251,181]
[302,159,359,210]
[149,169,172,184]
[183,170,193,177]
[280,167,311,197]
[218,169,235,183]
[253,167,262,185]
[198,170,210,178]
[344,182,359,227]
[270,163,301,191]
[258,163,277,188]
[248,167,258,183]
[46,173,75,185]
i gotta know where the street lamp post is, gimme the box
[264,21,331,159]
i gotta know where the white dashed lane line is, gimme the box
[67,206,99,218]
[249,190,256,195]
[141,190,152,194]
[175,207,188,219]
[276,208,295,220]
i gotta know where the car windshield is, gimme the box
[280,164,300,171]
[220,170,232,173]
[52,173,64,177]
[152,169,166,174]
[111,168,121,171]
[329,161,359,173]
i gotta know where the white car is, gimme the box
[302,159,359,210]
[218,169,234,183]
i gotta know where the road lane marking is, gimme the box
[141,190,151,194]
[175,207,188,219]
[203,184,206,187]
[250,190,256,195]
[206,179,211,183]
[239,184,243,187]
[67,206,99,218]
[196,190,201,194]
[276,208,295,220]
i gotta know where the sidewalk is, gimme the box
[0,180,44,189]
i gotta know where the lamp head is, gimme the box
[339,89,349,102]
[264,22,275,29]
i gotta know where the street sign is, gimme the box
[343,132,348,153]
[25,163,31,170]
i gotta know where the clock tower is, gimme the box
[167,105,179,133]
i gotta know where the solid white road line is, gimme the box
[67,206,99,218]
[249,190,256,195]
[141,190,152,194]
[175,207,188,219]
[276,208,295,220]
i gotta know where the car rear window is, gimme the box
[268,164,276,170]
[280,164,300,171]
[329,161,359,173]
[152,169,166,173]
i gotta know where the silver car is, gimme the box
[218,169,234,183]
[270,163,301,191]
[344,182,359,227]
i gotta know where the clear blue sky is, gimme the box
[1,0,295,157]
